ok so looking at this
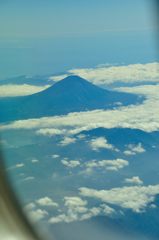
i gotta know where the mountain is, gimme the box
[0,75,142,123]
[50,213,159,240]
[79,127,159,147]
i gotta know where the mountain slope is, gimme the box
[0,75,142,123]
[79,127,159,146]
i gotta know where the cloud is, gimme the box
[64,196,87,211]
[7,163,25,170]
[123,150,136,156]
[61,159,81,168]
[52,154,60,159]
[24,202,48,222]
[115,84,159,98]
[77,134,86,140]
[22,176,35,182]
[0,84,50,97]
[49,196,87,224]
[24,197,58,222]
[59,137,76,146]
[80,204,115,221]
[36,128,65,136]
[49,205,112,224]
[89,137,118,151]
[79,207,101,221]
[85,159,128,173]
[1,89,159,133]
[15,163,25,168]
[61,157,128,172]
[101,204,116,216]
[36,197,58,207]
[49,74,68,82]
[124,143,146,156]
[24,203,36,211]
[49,196,115,224]
[31,159,39,163]
[79,184,159,213]
[27,209,48,222]
[124,176,143,185]
[49,214,69,224]
[128,143,145,153]
[50,62,159,86]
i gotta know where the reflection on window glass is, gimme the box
[0,1,159,240]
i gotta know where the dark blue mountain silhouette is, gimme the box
[79,127,159,146]
[0,75,142,123]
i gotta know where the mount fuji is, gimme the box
[0,75,142,123]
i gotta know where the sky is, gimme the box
[0,0,158,79]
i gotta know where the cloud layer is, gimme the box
[1,62,158,98]
[80,185,159,213]
[51,62,159,86]
[1,94,159,133]
[0,84,50,97]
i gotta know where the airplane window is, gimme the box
[0,1,159,240]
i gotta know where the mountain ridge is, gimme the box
[0,75,143,123]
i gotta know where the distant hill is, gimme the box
[0,75,143,123]
[79,127,159,146]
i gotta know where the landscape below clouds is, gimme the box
[1,62,159,240]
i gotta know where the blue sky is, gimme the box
[0,0,155,38]
[0,0,158,79]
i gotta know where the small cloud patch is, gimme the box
[89,137,118,152]
[124,143,146,156]
[85,159,128,173]
[36,197,58,207]
[124,176,143,185]
[61,159,81,168]
[60,137,76,146]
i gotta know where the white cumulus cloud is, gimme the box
[124,143,146,156]
[15,163,25,168]
[28,209,48,222]
[24,203,36,211]
[124,176,143,185]
[36,197,58,207]
[36,128,65,136]
[64,196,87,211]
[85,159,128,172]
[89,137,118,151]
[49,196,115,224]
[52,154,60,159]
[60,137,76,146]
[61,159,81,168]
[79,184,159,213]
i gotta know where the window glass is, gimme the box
[0,1,159,239]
